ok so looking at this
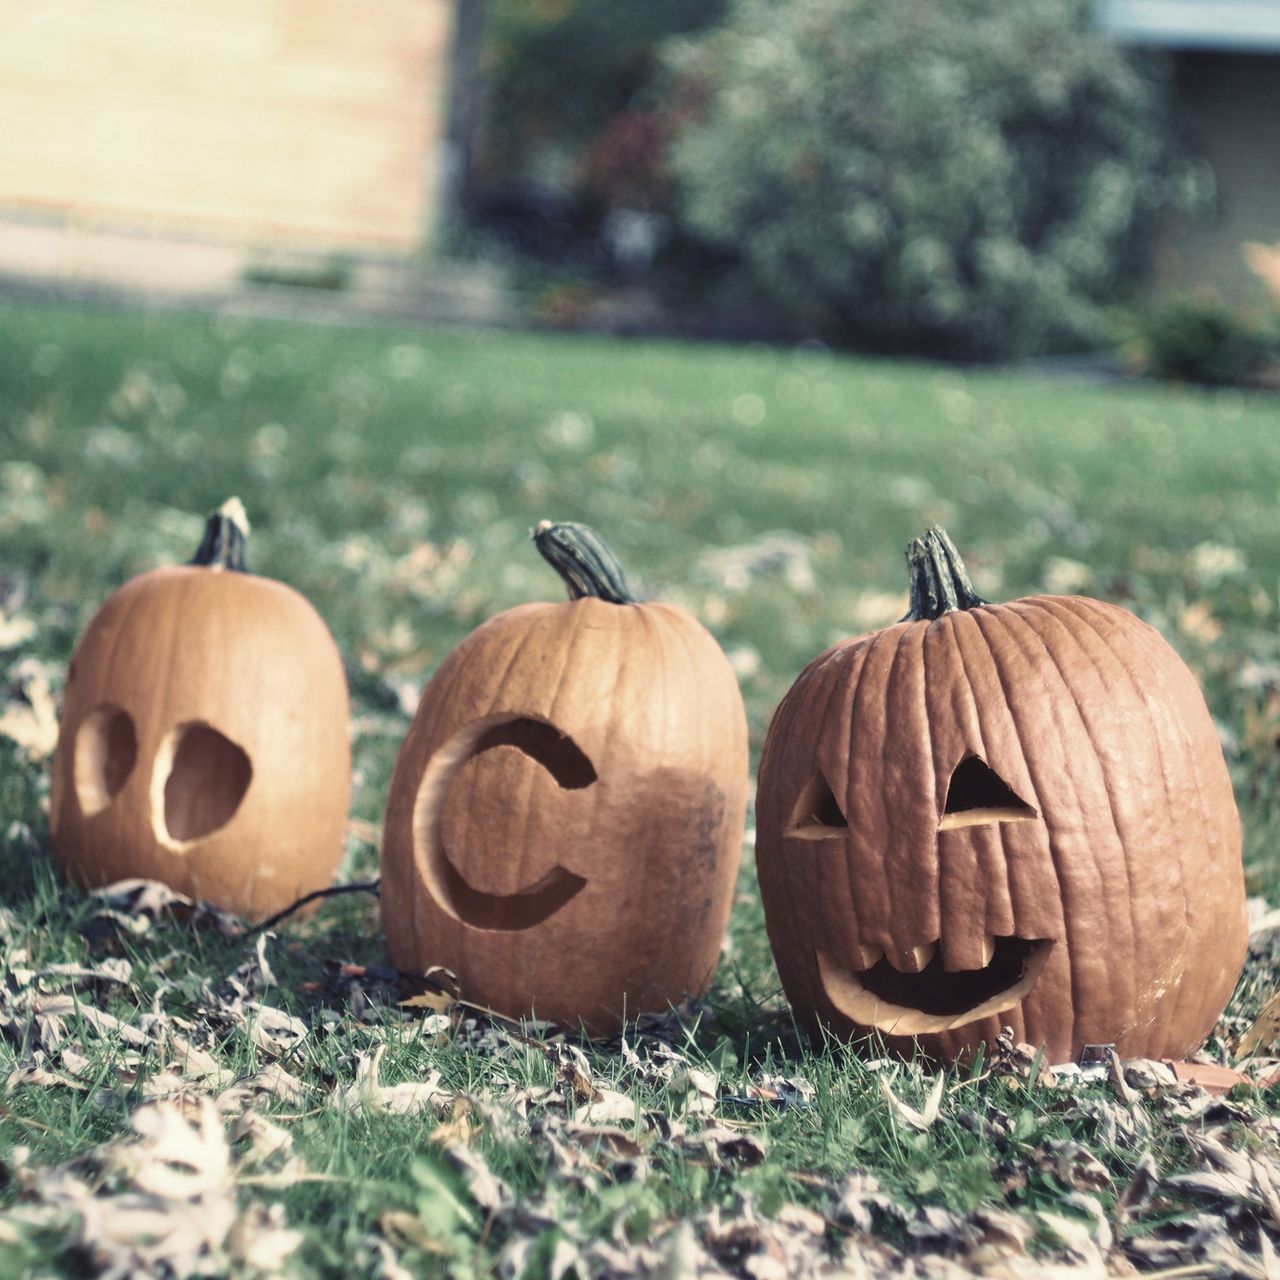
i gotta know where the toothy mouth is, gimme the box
[817,936,1054,1034]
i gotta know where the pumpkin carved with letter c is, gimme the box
[755,527,1246,1065]
[381,521,749,1034]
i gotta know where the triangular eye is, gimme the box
[939,755,1037,830]
[786,768,848,840]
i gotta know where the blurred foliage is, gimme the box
[665,0,1194,360]
[1126,296,1280,388]
[479,0,726,208]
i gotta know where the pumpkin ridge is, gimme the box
[98,583,152,843]
[918,620,945,957]
[930,615,1008,966]
[967,605,1082,1050]
[1045,596,1223,1054]
[515,604,592,898]
[654,602,746,990]
[1008,599,1146,1043]
[1085,593,1238,1056]
[1029,598,1180,1044]
[846,623,912,959]
[151,575,196,880]
[763,642,856,1011]
[656,603,709,804]
[634,599,668,772]
[410,611,540,958]
[883,620,940,957]
[823,633,876,954]
[935,612,1016,946]
[763,643,843,1012]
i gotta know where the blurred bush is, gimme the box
[664,0,1192,359]
[1126,297,1280,388]
[478,0,726,215]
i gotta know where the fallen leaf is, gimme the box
[335,1045,452,1117]
[880,1073,944,1131]
[1237,990,1280,1058]
[576,1088,637,1126]
[0,658,58,757]
[429,1097,479,1147]
[398,989,456,1015]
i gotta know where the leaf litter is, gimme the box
[7,665,1280,1275]
[6,891,1280,1279]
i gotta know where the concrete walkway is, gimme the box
[0,218,518,328]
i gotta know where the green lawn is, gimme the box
[3,299,1280,1275]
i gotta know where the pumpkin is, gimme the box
[756,527,1246,1065]
[50,499,351,921]
[381,521,748,1034]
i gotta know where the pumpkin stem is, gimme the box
[191,497,251,572]
[532,521,640,604]
[904,526,987,620]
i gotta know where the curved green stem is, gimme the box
[532,521,639,604]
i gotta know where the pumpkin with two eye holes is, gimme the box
[50,500,352,921]
[381,521,749,1034]
[756,528,1246,1065]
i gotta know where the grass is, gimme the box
[3,297,1280,1274]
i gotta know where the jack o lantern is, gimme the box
[50,499,351,921]
[756,527,1246,1065]
[381,521,748,1034]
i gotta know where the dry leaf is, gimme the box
[576,1088,637,1126]
[335,1044,452,1117]
[880,1073,944,1131]
[227,1203,304,1272]
[380,1209,448,1255]
[1238,990,1280,1058]
[563,1123,645,1159]
[0,611,36,649]
[1115,1152,1159,1224]
[552,1044,598,1104]
[430,1097,479,1147]
[684,1124,766,1167]
[0,657,58,757]
[243,1003,308,1056]
[398,989,457,1015]
[229,1108,294,1163]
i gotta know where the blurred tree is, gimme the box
[665,0,1193,359]
[475,0,726,215]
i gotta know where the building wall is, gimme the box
[1099,0,1280,52]
[1153,51,1280,305]
[0,0,454,253]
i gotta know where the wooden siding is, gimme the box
[1152,51,1280,304]
[0,0,454,251]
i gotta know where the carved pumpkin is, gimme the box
[756,528,1246,1065]
[381,521,748,1034]
[50,500,351,921]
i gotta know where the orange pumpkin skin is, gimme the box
[381,523,748,1035]
[756,529,1246,1066]
[50,505,351,921]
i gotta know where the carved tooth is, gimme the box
[980,934,996,967]
[858,942,884,970]
[903,942,935,973]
